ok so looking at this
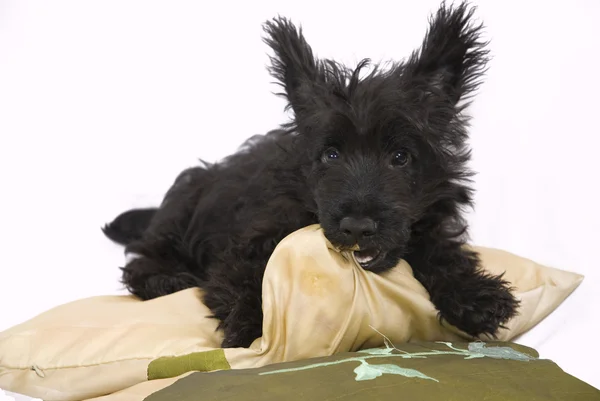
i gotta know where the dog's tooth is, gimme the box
[355,254,374,264]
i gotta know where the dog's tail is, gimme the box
[102,208,157,246]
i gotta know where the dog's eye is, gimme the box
[391,150,410,167]
[321,147,340,162]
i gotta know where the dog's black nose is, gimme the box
[340,217,377,242]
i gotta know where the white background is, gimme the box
[1,0,599,390]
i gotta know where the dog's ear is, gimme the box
[263,17,324,119]
[403,1,489,109]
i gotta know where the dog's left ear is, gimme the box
[403,1,489,110]
[262,17,324,120]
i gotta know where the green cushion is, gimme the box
[145,341,600,401]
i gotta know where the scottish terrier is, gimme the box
[103,1,519,348]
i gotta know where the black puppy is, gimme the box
[103,1,519,348]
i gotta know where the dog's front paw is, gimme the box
[217,298,263,349]
[221,322,262,348]
[437,276,520,338]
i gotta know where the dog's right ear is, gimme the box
[263,17,323,120]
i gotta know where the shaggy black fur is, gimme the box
[103,1,519,348]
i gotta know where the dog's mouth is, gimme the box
[353,248,382,269]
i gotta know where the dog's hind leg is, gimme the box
[120,240,202,300]
[114,166,211,300]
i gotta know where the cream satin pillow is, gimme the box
[0,225,584,401]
